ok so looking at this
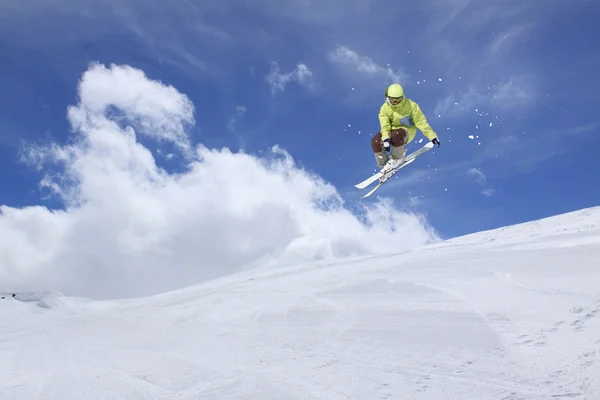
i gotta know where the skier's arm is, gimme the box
[411,101,438,140]
[378,104,392,140]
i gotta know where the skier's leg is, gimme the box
[371,131,389,167]
[389,128,408,162]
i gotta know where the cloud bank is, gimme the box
[0,63,438,300]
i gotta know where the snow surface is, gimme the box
[1,206,600,399]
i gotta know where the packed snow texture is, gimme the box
[1,206,599,399]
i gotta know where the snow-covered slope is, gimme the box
[1,207,599,400]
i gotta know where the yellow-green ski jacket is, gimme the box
[378,98,438,143]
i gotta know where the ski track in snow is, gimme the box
[1,207,600,399]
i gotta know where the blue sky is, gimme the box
[1,0,599,297]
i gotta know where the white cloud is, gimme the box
[1,62,438,300]
[566,124,600,135]
[250,0,375,24]
[409,196,421,206]
[227,105,247,132]
[71,62,194,153]
[491,77,535,104]
[434,76,536,117]
[467,168,495,196]
[265,62,316,96]
[487,24,533,60]
[328,45,407,83]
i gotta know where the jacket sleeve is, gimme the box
[378,104,392,140]
[410,101,438,140]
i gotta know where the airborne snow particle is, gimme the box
[468,135,475,139]
[438,78,442,81]
[489,122,493,127]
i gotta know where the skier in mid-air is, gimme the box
[371,83,441,171]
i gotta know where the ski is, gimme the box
[355,141,435,190]
[360,157,416,198]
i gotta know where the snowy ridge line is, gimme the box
[438,206,600,247]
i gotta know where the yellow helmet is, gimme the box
[386,83,404,98]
